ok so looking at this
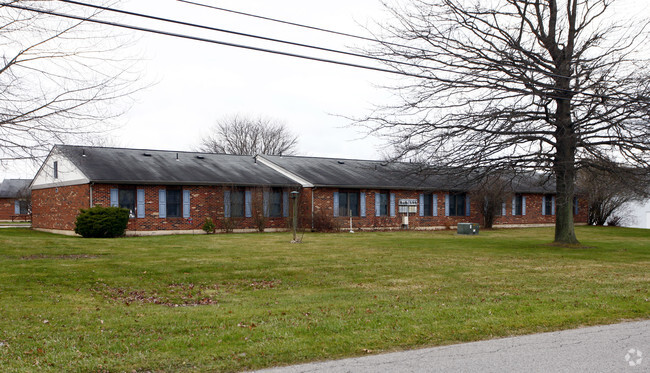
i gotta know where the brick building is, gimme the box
[30,145,587,235]
[0,179,31,221]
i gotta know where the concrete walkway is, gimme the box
[253,320,649,373]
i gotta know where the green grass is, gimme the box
[0,227,648,372]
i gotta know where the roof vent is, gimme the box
[143,152,152,157]
[337,160,345,165]
[176,153,179,161]
[196,155,205,160]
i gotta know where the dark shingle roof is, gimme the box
[0,179,31,198]
[261,155,457,190]
[262,155,557,193]
[56,145,299,187]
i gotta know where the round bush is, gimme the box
[74,206,130,238]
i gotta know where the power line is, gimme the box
[2,1,639,103]
[58,0,424,70]
[2,2,427,79]
[176,0,430,54]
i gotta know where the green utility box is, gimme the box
[457,223,479,235]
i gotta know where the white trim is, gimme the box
[31,147,90,190]
[31,179,91,190]
[255,155,315,187]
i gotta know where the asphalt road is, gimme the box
[252,320,649,373]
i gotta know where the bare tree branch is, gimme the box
[0,0,144,164]
[362,0,650,244]
[196,114,299,156]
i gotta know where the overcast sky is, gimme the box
[1,0,396,179]
[1,0,647,180]
[114,0,395,158]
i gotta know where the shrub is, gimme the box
[252,211,266,232]
[606,215,624,227]
[312,210,341,232]
[74,206,129,238]
[220,217,240,233]
[202,218,216,234]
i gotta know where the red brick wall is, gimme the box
[32,185,90,230]
[302,188,588,230]
[90,184,292,232]
[31,183,589,233]
[0,198,15,220]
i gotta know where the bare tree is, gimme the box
[197,114,299,155]
[0,1,141,163]
[577,161,648,226]
[470,174,512,229]
[364,0,650,244]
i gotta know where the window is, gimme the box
[53,161,58,179]
[543,195,554,216]
[119,189,136,217]
[339,189,359,217]
[513,194,524,216]
[17,200,29,215]
[166,189,182,218]
[449,193,466,216]
[423,193,435,216]
[269,188,283,217]
[230,189,245,218]
[377,191,389,216]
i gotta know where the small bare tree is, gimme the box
[197,115,299,156]
[471,174,512,229]
[0,1,142,163]
[578,162,648,226]
[365,0,650,244]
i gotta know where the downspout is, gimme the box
[311,187,315,230]
[89,182,94,208]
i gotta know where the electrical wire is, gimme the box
[58,0,425,70]
[2,1,429,79]
[176,0,431,54]
[3,1,643,103]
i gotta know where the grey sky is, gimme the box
[1,0,647,180]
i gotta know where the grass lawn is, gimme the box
[0,227,648,372]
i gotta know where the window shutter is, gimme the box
[158,189,166,219]
[542,196,547,215]
[282,191,289,218]
[333,192,339,217]
[445,194,450,216]
[375,192,380,217]
[137,189,145,218]
[110,188,119,207]
[390,193,396,217]
[552,196,556,215]
[245,190,252,218]
[433,194,438,216]
[360,192,366,217]
[465,195,471,216]
[501,202,506,216]
[183,190,191,218]
[522,196,526,216]
[419,194,424,217]
[263,190,270,218]
[14,200,20,215]
[224,190,231,218]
